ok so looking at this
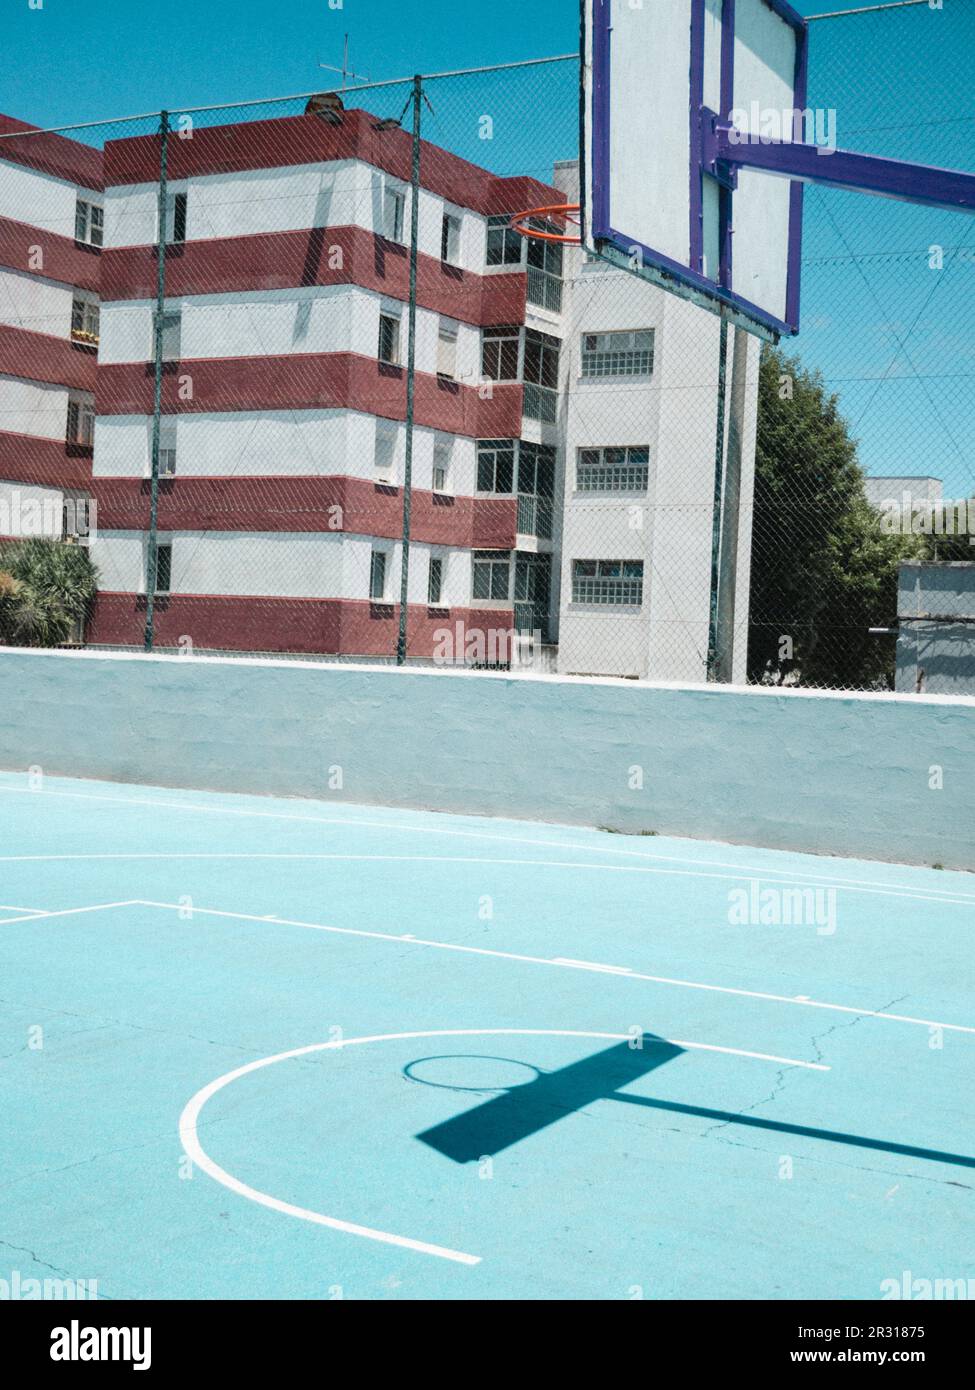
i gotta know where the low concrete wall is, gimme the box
[1,647,973,869]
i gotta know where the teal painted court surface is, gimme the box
[1,770,973,1300]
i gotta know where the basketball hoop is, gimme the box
[509,202,581,245]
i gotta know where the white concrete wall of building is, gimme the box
[646,294,723,682]
[0,374,73,441]
[0,158,99,241]
[0,267,79,338]
[104,160,488,276]
[0,478,64,537]
[554,260,758,683]
[84,529,145,592]
[96,285,482,381]
[556,259,667,678]
[91,409,477,494]
[87,529,476,605]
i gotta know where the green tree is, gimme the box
[748,345,920,688]
[0,538,98,647]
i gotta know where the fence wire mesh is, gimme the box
[0,5,971,691]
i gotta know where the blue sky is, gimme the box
[2,0,972,493]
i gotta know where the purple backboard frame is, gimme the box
[586,0,809,340]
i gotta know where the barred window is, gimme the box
[581,329,654,379]
[571,559,644,606]
[576,446,649,492]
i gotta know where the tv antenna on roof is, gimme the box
[318,34,369,91]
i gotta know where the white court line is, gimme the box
[0,904,47,914]
[2,781,972,904]
[136,900,975,1036]
[179,1027,825,1267]
[1,849,972,908]
[0,901,140,927]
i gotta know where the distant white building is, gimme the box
[863,475,943,511]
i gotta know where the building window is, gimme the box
[428,555,444,605]
[375,423,396,481]
[581,329,654,379]
[158,421,177,476]
[441,212,461,265]
[472,549,511,602]
[66,396,95,446]
[476,439,515,494]
[369,548,388,600]
[486,213,523,267]
[383,187,405,243]
[378,312,401,365]
[432,436,451,493]
[158,310,181,362]
[523,328,560,422]
[75,198,103,247]
[153,542,173,596]
[437,318,458,378]
[164,190,188,244]
[576,446,650,492]
[62,492,92,542]
[481,325,520,382]
[517,441,555,497]
[70,297,99,345]
[572,559,644,606]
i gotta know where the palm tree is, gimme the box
[0,539,98,647]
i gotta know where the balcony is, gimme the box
[516,493,553,541]
[526,266,563,314]
[522,382,558,424]
[514,600,551,643]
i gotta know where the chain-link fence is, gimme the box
[0,4,971,691]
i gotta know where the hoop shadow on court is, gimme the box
[411,1035,975,1172]
[411,1034,685,1164]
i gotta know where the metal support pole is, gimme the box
[396,76,422,665]
[714,326,749,682]
[706,314,730,680]
[144,110,170,653]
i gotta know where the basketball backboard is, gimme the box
[582,0,807,340]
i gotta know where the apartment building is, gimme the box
[0,99,758,681]
[0,115,101,546]
[79,104,566,658]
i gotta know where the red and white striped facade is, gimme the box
[0,115,101,546]
[82,107,568,658]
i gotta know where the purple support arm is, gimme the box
[711,125,975,216]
